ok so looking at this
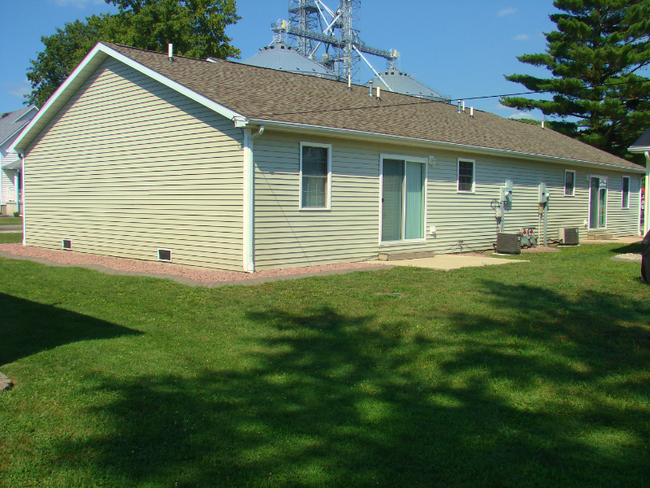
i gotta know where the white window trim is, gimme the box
[457,158,475,193]
[299,142,332,210]
[379,154,428,245]
[564,170,576,197]
[622,175,630,209]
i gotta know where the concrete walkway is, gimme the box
[0,225,21,232]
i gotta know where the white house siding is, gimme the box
[1,147,19,205]
[23,57,245,271]
[253,132,642,270]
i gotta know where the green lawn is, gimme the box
[0,217,21,226]
[1,244,649,487]
[0,232,22,243]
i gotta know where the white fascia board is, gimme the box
[251,119,645,174]
[629,146,650,154]
[10,43,248,154]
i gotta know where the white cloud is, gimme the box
[498,8,517,17]
[4,81,31,99]
[48,0,104,7]
[513,34,530,41]
[509,112,540,121]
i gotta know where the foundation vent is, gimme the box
[62,239,72,250]
[158,249,172,262]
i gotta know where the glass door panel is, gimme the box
[382,159,404,242]
[405,162,425,239]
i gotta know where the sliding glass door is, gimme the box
[381,158,426,242]
[589,177,607,229]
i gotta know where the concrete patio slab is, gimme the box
[388,254,528,271]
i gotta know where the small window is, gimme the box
[457,159,475,193]
[158,249,172,262]
[300,143,331,209]
[565,170,575,196]
[622,176,630,208]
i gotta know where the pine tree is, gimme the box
[501,0,650,161]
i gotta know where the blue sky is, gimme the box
[0,0,558,118]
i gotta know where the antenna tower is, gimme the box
[273,0,397,83]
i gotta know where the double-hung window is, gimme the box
[300,143,331,209]
[381,156,427,242]
[457,159,475,193]
[565,170,575,196]
[622,176,630,208]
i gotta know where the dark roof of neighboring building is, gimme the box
[0,107,37,146]
[366,68,450,102]
[13,42,643,172]
[243,43,339,80]
[630,127,650,152]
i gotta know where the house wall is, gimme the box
[253,130,641,270]
[23,57,245,271]
[1,147,19,205]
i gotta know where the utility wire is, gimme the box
[252,78,650,119]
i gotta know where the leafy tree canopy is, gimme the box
[501,0,650,161]
[26,0,240,107]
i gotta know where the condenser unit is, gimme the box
[558,227,579,245]
[496,233,521,254]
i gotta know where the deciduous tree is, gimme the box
[25,0,240,108]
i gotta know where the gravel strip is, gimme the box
[0,243,387,285]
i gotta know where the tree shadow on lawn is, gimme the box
[0,292,142,367]
[50,285,650,487]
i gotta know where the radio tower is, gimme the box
[273,0,397,84]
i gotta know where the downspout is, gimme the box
[643,151,650,236]
[243,125,264,273]
[20,154,26,246]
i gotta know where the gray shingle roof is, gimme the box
[103,44,642,171]
[0,107,36,146]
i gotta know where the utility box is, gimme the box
[520,227,537,247]
[496,233,521,254]
[559,227,579,245]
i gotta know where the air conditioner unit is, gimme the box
[496,233,521,254]
[558,227,579,245]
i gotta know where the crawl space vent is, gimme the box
[62,239,72,250]
[158,249,172,262]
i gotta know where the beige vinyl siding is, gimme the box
[254,133,382,269]
[254,133,641,269]
[24,57,245,271]
[602,173,642,236]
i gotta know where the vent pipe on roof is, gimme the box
[542,120,545,129]
[457,100,462,114]
[462,100,466,113]
[470,107,474,118]
[368,80,374,97]
[168,43,174,61]
[376,86,381,99]
[348,74,351,91]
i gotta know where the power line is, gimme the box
[252,78,650,119]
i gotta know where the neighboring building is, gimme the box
[9,43,644,271]
[243,42,341,81]
[628,128,650,235]
[365,68,450,102]
[1,106,37,215]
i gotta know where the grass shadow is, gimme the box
[0,292,143,366]
[48,298,649,487]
